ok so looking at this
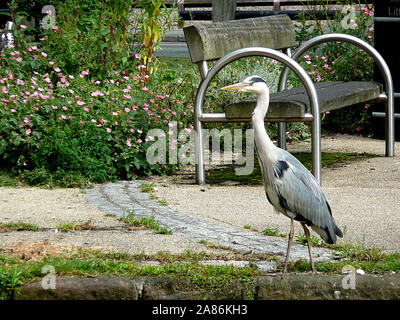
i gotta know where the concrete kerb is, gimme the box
[14,274,400,300]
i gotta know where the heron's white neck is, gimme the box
[251,90,276,157]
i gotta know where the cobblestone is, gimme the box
[84,180,334,265]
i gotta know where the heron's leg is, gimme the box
[301,223,316,273]
[283,217,294,274]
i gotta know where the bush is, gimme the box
[293,3,375,135]
[0,28,193,187]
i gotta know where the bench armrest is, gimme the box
[278,33,394,157]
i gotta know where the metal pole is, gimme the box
[277,47,292,151]
[195,61,209,184]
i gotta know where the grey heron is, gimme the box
[221,76,343,273]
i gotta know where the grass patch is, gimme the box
[198,240,235,252]
[289,242,400,273]
[119,211,172,235]
[0,247,258,299]
[262,227,286,238]
[139,183,169,206]
[207,152,377,185]
[56,220,97,232]
[0,221,39,232]
[0,170,29,188]
[295,232,322,246]
[139,183,156,193]
[0,241,399,300]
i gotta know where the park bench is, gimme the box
[183,14,394,185]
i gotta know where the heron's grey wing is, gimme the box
[273,151,339,242]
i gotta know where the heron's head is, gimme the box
[221,76,269,94]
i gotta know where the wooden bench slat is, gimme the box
[183,15,295,63]
[224,81,383,120]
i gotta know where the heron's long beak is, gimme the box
[221,82,249,91]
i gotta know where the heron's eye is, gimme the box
[250,81,255,86]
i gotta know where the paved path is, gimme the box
[84,180,333,264]
[2,135,398,268]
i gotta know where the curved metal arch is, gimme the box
[278,33,395,157]
[194,47,322,184]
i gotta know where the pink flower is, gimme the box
[26,128,31,135]
[135,53,140,59]
[41,52,48,57]
[49,61,55,65]
[20,25,27,29]
[83,107,89,112]
[77,100,86,106]
[137,139,142,143]
[16,57,22,62]
[126,138,132,147]
[106,128,112,133]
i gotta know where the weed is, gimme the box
[119,211,172,234]
[56,220,97,232]
[262,227,286,238]
[198,240,235,252]
[157,199,168,206]
[139,183,156,193]
[0,268,24,300]
[0,221,39,232]
[295,232,322,246]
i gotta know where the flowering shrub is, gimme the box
[0,36,193,186]
[294,4,375,134]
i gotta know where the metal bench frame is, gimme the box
[186,17,394,185]
[278,33,394,159]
